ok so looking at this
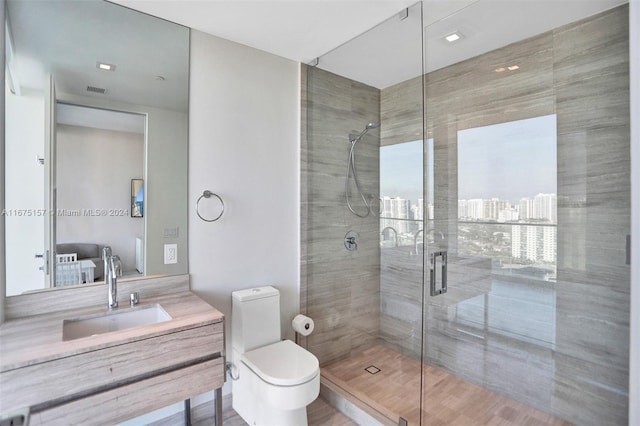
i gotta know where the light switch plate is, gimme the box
[164,227,179,238]
[164,244,177,265]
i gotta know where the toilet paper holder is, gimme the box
[292,314,314,344]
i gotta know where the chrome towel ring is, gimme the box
[196,190,224,222]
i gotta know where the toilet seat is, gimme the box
[241,339,319,386]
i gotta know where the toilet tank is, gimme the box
[231,286,282,354]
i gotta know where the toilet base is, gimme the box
[233,384,309,426]
[231,356,319,426]
[255,403,308,426]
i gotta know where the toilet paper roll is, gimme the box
[292,314,315,336]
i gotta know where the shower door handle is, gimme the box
[429,251,447,296]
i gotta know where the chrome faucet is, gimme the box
[381,226,399,247]
[413,229,424,255]
[103,247,122,310]
[426,228,445,242]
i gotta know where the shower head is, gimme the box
[350,121,380,144]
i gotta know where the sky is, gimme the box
[457,114,557,202]
[380,114,557,205]
[380,139,424,203]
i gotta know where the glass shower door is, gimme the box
[302,2,426,425]
[421,2,631,425]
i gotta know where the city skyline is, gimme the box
[381,193,557,224]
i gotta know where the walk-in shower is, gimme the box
[345,122,380,218]
[302,1,631,425]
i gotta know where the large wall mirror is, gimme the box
[4,0,189,296]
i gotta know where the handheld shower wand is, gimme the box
[345,122,380,217]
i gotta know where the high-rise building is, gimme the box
[458,200,468,218]
[533,193,557,223]
[381,196,410,234]
[511,224,557,263]
[512,225,521,258]
[542,226,556,262]
[484,198,509,221]
[519,198,534,221]
[467,199,484,220]
[498,207,519,222]
[412,199,424,221]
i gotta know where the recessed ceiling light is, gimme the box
[444,32,463,43]
[507,65,520,71]
[97,62,116,71]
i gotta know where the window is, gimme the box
[380,140,423,247]
[457,114,557,281]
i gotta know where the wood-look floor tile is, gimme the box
[162,394,358,426]
[323,345,572,426]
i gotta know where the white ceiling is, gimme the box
[57,104,146,134]
[6,0,189,111]
[111,0,418,65]
[7,0,629,108]
[112,0,628,89]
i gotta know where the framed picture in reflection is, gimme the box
[131,178,144,218]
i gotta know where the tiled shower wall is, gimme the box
[553,5,629,424]
[302,5,629,424]
[301,66,381,365]
[377,5,630,425]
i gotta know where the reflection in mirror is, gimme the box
[131,179,144,218]
[56,104,146,285]
[4,0,189,296]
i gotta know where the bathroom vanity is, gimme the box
[0,275,225,425]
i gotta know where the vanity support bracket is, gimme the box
[184,399,191,426]
[182,388,222,425]
[216,388,223,426]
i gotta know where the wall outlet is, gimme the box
[164,244,177,265]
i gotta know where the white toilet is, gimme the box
[231,286,320,426]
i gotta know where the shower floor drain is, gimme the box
[365,365,381,375]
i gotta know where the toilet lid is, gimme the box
[241,339,319,386]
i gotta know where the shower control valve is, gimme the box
[344,231,359,251]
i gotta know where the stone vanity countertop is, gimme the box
[0,291,224,373]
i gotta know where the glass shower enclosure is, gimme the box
[302,1,631,425]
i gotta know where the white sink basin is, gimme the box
[62,304,171,341]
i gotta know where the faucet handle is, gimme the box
[102,246,112,260]
[130,292,140,306]
[112,255,123,277]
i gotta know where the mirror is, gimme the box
[131,179,144,218]
[4,0,189,296]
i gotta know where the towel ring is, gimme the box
[196,190,224,222]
